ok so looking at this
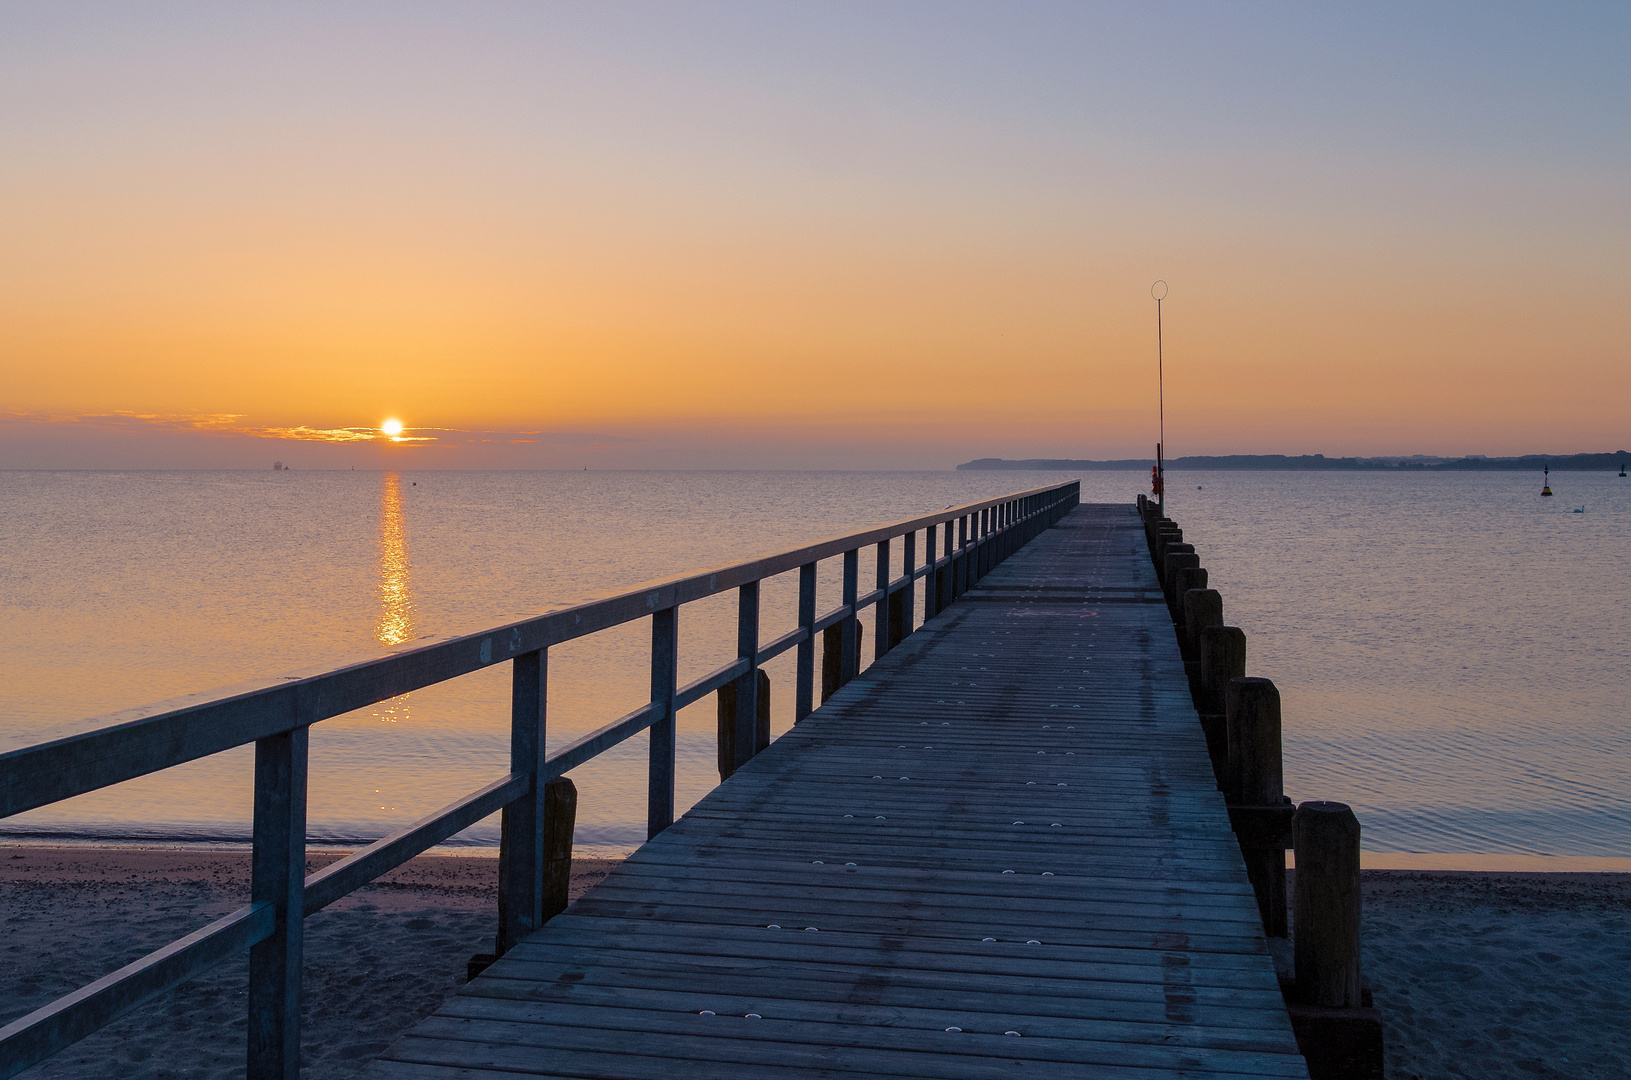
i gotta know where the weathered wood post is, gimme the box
[497,648,547,955]
[647,606,678,839]
[1154,525,1181,568]
[731,582,761,777]
[922,524,937,619]
[1161,550,1198,612]
[1294,802,1362,1005]
[840,547,860,684]
[900,530,916,640]
[1166,557,1202,620]
[874,540,891,660]
[718,669,771,779]
[247,726,308,1080]
[822,621,863,703]
[1224,676,1289,938]
[538,778,577,923]
[1288,800,1383,1080]
[1172,567,1208,627]
[1187,587,1226,698]
[478,773,578,979]
[794,562,816,721]
[1160,543,1195,590]
[1197,625,1246,780]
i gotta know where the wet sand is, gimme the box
[4,850,1628,1079]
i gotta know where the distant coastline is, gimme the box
[957,451,1630,472]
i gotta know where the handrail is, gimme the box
[0,478,1079,1079]
[0,479,1074,818]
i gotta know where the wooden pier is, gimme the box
[370,505,1309,1079]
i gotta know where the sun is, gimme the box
[380,419,404,438]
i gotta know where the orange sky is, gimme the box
[2,4,1627,468]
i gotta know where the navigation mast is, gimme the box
[1152,281,1168,512]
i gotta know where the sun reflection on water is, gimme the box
[374,472,415,723]
[377,472,414,646]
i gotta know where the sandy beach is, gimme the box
[2,845,615,1079]
[1358,870,1630,1080]
[4,849,1628,1079]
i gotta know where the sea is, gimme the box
[2,469,1627,870]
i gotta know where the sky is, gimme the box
[2,2,1627,469]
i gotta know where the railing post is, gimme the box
[901,530,916,640]
[647,606,677,839]
[976,509,987,578]
[955,516,967,597]
[923,524,938,619]
[247,726,308,1080]
[497,649,547,955]
[733,581,761,770]
[840,548,859,684]
[874,539,889,660]
[795,562,816,721]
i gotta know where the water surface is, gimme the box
[2,468,1626,866]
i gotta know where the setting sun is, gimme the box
[380,419,404,438]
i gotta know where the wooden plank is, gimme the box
[406,1008,1311,1075]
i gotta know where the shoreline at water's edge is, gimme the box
[4,849,1629,1080]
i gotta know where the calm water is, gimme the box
[1,469,1627,867]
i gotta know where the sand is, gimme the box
[1359,871,1631,1080]
[4,850,1628,1079]
[2,846,614,1079]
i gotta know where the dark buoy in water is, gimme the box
[1620,456,1627,478]
[1540,463,1553,497]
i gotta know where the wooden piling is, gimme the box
[1287,800,1382,1080]
[1197,624,1246,715]
[887,588,906,649]
[1225,676,1288,937]
[1153,525,1181,567]
[1196,625,1245,785]
[1170,564,1207,627]
[718,669,771,779]
[1293,801,1362,1006]
[1181,587,1223,663]
[540,778,577,922]
[821,621,862,704]
[1155,529,1184,570]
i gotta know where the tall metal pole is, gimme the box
[1152,280,1168,512]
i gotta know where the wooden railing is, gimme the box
[0,479,1079,1079]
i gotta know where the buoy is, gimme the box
[1541,463,1553,497]
[1620,459,1627,477]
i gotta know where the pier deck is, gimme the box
[371,505,1308,1078]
